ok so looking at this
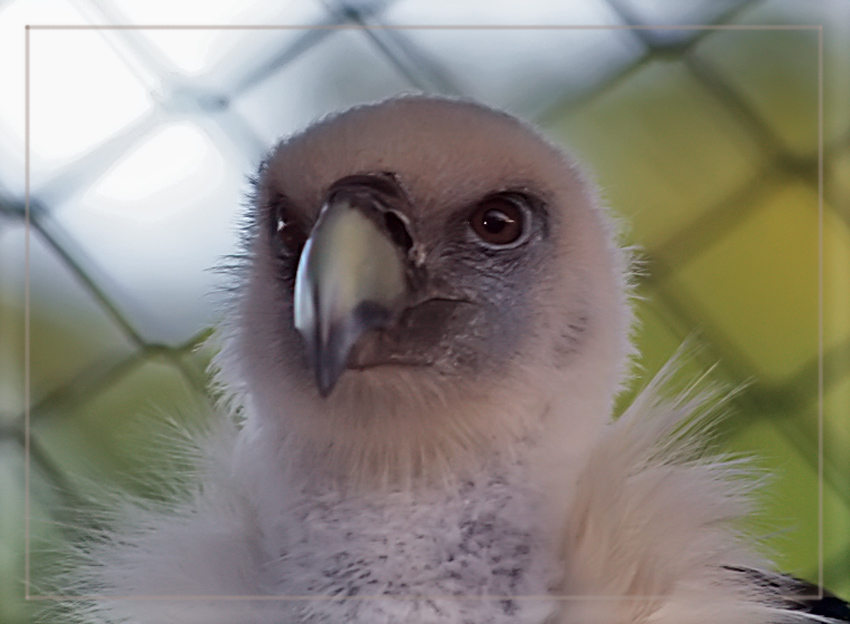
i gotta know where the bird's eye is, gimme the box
[276,219,300,251]
[468,196,527,247]
[272,201,306,255]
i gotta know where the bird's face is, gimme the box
[286,170,553,395]
[220,97,632,486]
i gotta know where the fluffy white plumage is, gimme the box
[54,96,821,624]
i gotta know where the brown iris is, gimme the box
[469,196,525,246]
[272,199,306,255]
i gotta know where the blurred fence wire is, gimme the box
[0,0,848,622]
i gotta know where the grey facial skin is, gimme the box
[272,171,554,398]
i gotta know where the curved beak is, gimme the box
[293,196,408,396]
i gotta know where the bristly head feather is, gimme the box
[556,354,812,624]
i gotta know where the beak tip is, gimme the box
[316,372,337,398]
[314,345,345,398]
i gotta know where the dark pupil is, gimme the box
[482,209,513,234]
[275,212,305,255]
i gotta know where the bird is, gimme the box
[55,95,848,624]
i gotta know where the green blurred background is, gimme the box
[1,1,848,622]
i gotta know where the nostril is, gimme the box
[383,210,414,254]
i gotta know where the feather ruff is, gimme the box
[46,362,821,624]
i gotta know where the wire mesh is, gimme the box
[0,0,848,622]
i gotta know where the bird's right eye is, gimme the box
[271,200,306,256]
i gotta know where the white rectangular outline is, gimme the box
[22,22,825,603]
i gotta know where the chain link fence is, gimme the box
[1,0,848,622]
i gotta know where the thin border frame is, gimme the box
[22,21,825,603]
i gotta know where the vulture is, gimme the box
[56,95,848,624]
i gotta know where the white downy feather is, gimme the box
[49,363,816,624]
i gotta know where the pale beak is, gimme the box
[293,195,408,396]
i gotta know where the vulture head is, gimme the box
[217,96,633,486]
